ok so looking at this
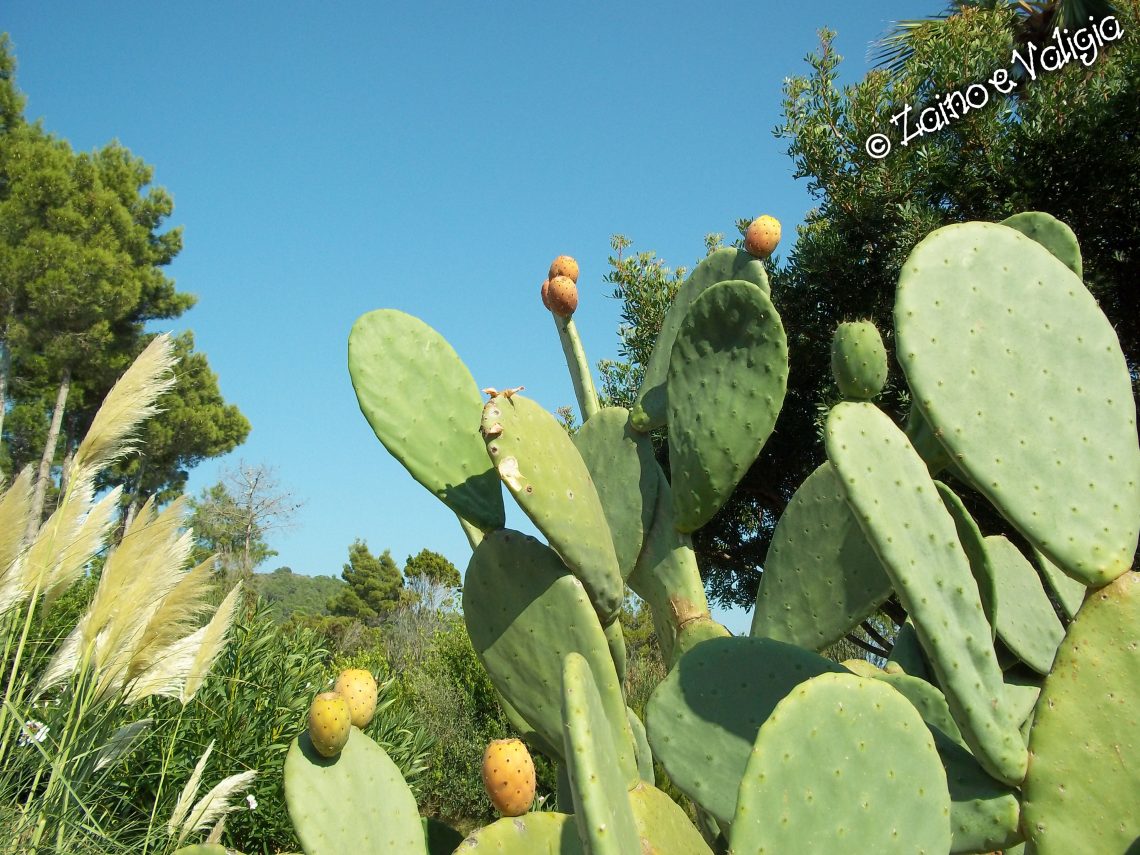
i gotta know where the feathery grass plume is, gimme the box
[174,769,258,847]
[122,557,217,684]
[42,486,123,611]
[0,468,33,597]
[167,740,215,839]
[92,718,152,772]
[71,333,176,491]
[121,582,241,704]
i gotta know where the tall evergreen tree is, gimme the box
[328,540,403,622]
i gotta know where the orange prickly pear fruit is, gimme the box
[548,254,579,283]
[744,215,781,259]
[307,691,352,757]
[546,275,578,317]
[334,668,378,728]
[540,278,552,310]
[481,737,536,816]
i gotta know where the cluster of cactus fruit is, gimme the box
[280,211,1139,854]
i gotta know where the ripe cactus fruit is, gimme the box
[743,214,781,259]
[545,274,578,316]
[333,668,378,728]
[307,692,352,758]
[548,254,579,283]
[481,737,536,816]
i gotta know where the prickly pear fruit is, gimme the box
[481,737,536,817]
[546,275,578,317]
[333,668,378,728]
[549,254,579,283]
[744,215,781,259]
[307,691,352,758]
[540,279,552,310]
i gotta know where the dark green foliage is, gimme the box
[328,540,403,621]
[250,567,344,620]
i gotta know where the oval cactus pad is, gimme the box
[730,672,951,854]
[668,280,788,532]
[826,402,1026,785]
[1000,211,1082,279]
[481,394,623,623]
[349,309,504,531]
[462,530,636,782]
[751,461,891,650]
[457,812,584,854]
[632,247,769,432]
[644,635,844,826]
[1023,571,1140,854]
[895,222,1139,586]
[284,728,423,854]
[985,535,1064,675]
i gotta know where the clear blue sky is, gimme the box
[5,1,941,633]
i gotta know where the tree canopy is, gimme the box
[601,3,1139,608]
[328,540,404,622]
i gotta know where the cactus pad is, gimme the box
[632,247,769,431]
[751,461,890,650]
[1000,211,1082,278]
[629,783,715,855]
[730,672,952,854]
[348,309,505,531]
[481,394,623,623]
[463,530,636,781]
[825,401,1026,785]
[284,728,423,854]
[1033,547,1086,620]
[457,812,584,854]
[561,652,642,855]
[831,320,888,400]
[645,635,844,826]
[571,407,658,580]
[1022,571,1140,854]
[895,222,1140,586]
[985,535,1064,674]
[935,483,998,638]
[668,279,788,531]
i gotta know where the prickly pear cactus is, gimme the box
[297,211,1139,855]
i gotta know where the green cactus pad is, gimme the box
[985,535,1064,674]
[730,672,951,854]
[348,309,504,532]
[631,247,769,432]
[932,731,1023,854]
[627,465,712,665]
[668,280,788,532]
[629,783,715,855]
[644,635,844,826]
[571,406,658,580]
[936,482,998,638]
[895,222,1140,587]
[626,707,654,784]
[604,617,627,689]
[170,847,227,855]
[284,728,423,854]
[561,652,642,855]
[457,812,584,854]
[481,394,623,623]
[888,619,933,683]
[1003,666,1043,727]
[905,405,952,476]
[1022,571,1140,854]
[859,668,966,748]
[463,530,636,783]
[497,690,562,760]
[1033,547,1086,620]
[751,461,891,650]
[831,320,888,400]
[825,402,1026,785]
[423,817,463,855]
[1000,211,1082,279]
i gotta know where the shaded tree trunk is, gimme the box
[27,366,71,541]
[0,335,9,458]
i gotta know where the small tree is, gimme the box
[403,549,461,615]
[328,540,403,622]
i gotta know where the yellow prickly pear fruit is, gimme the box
[546,275,578,317]
[744,214,781,259]
[481,737,536,816]
[333,668,378,728]
[548,254,579,283]
[307,691,351,758]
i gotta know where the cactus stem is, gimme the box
[553,313,600,423]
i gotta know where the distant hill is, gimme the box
[251,567,345,620]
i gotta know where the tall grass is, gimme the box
[0,335,251,854]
